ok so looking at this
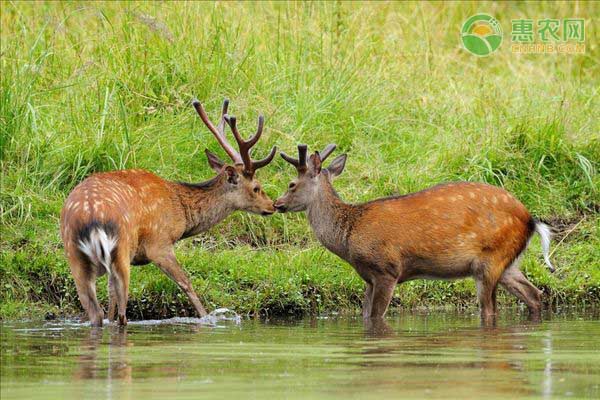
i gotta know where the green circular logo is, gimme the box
[461,14,503,56]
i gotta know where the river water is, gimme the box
[1,310,599,399]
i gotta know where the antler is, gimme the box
[224,113,276,176]
[193,99,276,175]
[281,144,336,172]
[281,144,308,172]
[319,144,336,162]
[192,99,243,165]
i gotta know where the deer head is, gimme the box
[275,144,347,212]
[193,99,277,215]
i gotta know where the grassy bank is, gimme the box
[1,2,599,319]
[1,221,600,320]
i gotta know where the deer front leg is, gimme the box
[149,249,208,317]
[112,251,131,326]
[369,278,396,319]
[362,282,373,319]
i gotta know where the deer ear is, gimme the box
[309,152,322,175]
[224,166,239,185]
[326,154,347,178]
[205,149,225,173]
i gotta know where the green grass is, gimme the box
[1,1,599,319]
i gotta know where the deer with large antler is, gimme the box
[60,99,276,326]
[275,144,555,323]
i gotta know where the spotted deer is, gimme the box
[275,144,554,322]
[60,99,277,326]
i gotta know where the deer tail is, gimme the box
[76,220,118,275]
[534,219,555,273]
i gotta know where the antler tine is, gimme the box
[223,115,249,167]
[192,98,241,164]
[281,144,308,172]
[280,151,299,166]
[252,146,277,170]
[224,113,274,174]
[215,99,230,134]
[224,115,242,146]
[224,114,264,148]
[319,144,336,162]
[298,144,308,168]
[247,115,264,148]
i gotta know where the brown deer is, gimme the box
[60,99,277,326]
[275,144,554,322]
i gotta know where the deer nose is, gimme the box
[273,199,287,212]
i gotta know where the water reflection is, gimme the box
[1,311,598,400]
[363,317,395,337]
[354,319,549,397]
[77,327,131,381]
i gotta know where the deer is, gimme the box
[274,144,555,323]
[60,99,277,327]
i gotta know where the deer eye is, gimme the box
[288,182,296,190]
[253,186,260,193]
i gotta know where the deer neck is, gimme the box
[306,175,357,259]
[175,176,236,239]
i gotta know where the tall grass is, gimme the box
[1,1,598,318]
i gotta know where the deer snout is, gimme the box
[273,198,287,213]
[261,203,276,216]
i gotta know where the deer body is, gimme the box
[62,169,236,267]
[276,145,554,321]
[61,99,277,326]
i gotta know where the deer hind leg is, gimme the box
[69,255,104,327]
[107,278,118,322]
[111,250,131,326]
[150,249,208,318]
[499,262,542,318]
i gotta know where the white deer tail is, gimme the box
[77,221,118,275]
[534,220,555,273]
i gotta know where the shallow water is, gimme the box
[1,310,599,399]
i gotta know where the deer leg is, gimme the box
[492,285,498,315]
[362,282,373,319]
[112,252,131,326]
[150,250,208,318]
[69,256,104,327]
[499,265,542,318]
[107,277,118,322]
[475,278,497,325]
[474,258,507,325]
[369,278,396,319]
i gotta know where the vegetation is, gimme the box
[1,1,598,319]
